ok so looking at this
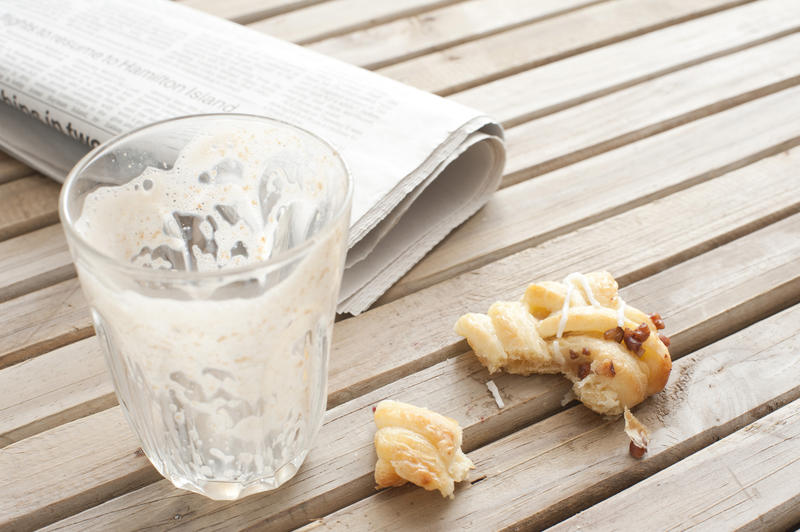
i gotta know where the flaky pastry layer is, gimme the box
[373,400,474,498]
[454,271,672,415]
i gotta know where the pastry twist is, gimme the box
[454,271,672,415]
[373,400,474,498]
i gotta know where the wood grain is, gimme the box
[552,400,800,532]
[179,0,328,24]
[0,175,60,242]
[451,0,800,126]
[308,0,601,69]
[379,0,750,95]
[383,78,800,302]
[18,198,800,531]
[0,224,74,303]
[0,408,162,532]
[248,0,462,45]
[0,336,111,447]
[301,303,800,531]
[0,278,93,369]
[499,33,800,183]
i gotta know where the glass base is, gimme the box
[155,450,309,501]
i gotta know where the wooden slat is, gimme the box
[0,158,30,185]
[500,33,800,183]
[18,175,800,531]
[300,303,800,531]
[41,248,800,531]
[307,0,600,69]
[0,278,93,369]
[0,337,111,447]
[379,0,749,95]
[179,0,328,24]
[0,408,161,531]
[0,175,60,242]
[248,0,462,45]
[0,224,73,303]
[450,0,800,126]
[383,77,800,302]
[552,400,800,532]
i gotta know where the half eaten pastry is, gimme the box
[373,400,474,498]
[454,271,672,415]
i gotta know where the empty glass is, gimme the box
[59,114,351,500]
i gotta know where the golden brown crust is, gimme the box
[373,400,474,498]
[454,271,672,415]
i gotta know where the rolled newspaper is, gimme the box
[0,0,505,313]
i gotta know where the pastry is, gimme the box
[454,271,672,415]
[373,400,474,498]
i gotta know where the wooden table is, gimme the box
[2,0,799,530]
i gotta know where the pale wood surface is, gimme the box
[451,0,800,126]
[3,1,799,531]
[552,399,800,531]
[0,175,60,242]
[180,0,326,23]
[379,0,749,95]
[0,224,73,303]
[308,0,599,69]
[248,0,461,44]
[300,303,800,530]
[36,211,800,531]
[0,157,31,185]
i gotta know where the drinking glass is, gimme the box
[59,114,351,500]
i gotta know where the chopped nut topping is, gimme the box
[649,313,665,330]
[629,441,646,459]
[582,347,590,356]
[632,322,651,342]
[659,334,671,347]
[622,322,650,356]
[569,349,579,360]
[604,326,624,343]
[623,329,645,356]
[577,362,592,380]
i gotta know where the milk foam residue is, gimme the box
[75,127,325,272]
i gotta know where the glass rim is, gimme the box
[58,113,353,281]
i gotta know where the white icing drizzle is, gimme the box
[557,272,603,338]
[552,340,565,365]
[616,297,627,328]
[486,380,505,409]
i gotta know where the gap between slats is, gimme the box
[387,0,757,97]
[549,400,800,531]
[248,0,471,46]
[178,0,332,25]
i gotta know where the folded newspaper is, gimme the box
[0,0,505,314]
